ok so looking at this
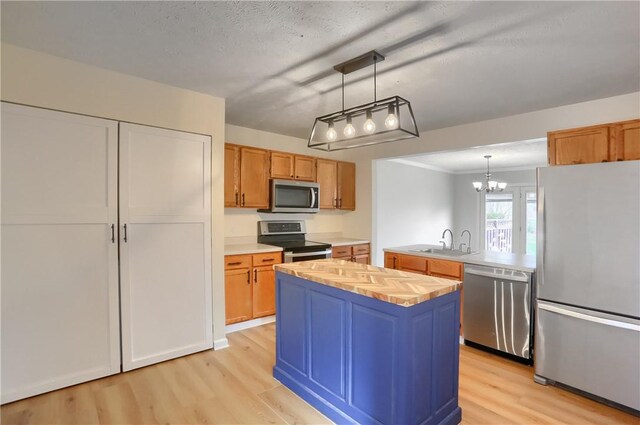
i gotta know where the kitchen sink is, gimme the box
[408,248,474,257]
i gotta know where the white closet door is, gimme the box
[119,123,212,371]
[1,103,120,403]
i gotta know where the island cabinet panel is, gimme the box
[351,305,396,424]
[309,292,346,399]
[274,272,461,425]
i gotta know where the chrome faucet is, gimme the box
[461,230,472,253]
[442,229,454,250]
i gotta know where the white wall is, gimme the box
[341,92,640,264]
[224,124,349,239]
[1,43,229,347]
[452,169,537,252]
[373,160,454,266]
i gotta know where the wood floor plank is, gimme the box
[2,323,638,425]
[258,385,331,425]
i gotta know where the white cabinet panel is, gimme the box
[119,123,212,371]
[1,103,119,403]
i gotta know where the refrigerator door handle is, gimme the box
[538,302,640,332]
[536,183,545,290]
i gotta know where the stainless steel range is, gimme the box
[258,220,332,263]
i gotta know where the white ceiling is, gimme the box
[1,2,639,139]
[390,138,547,173]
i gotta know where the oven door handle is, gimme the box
[284,249,332,258]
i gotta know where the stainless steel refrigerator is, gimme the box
[535,160,640,412]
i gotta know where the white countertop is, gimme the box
[224,243,283,256]
[310,236,370,247]
[383,244,535,273]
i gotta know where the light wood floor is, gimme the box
[2,323,637,425]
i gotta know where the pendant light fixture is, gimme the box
[472,155,507,192]
[308,50,419,151]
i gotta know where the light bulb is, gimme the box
[497,182,507,190]
[385,104,398,129]
[343,116,355,138]
[363,110,376,134]
[488,181,498,191]
[326,121,337,141]
[472,182,483,191]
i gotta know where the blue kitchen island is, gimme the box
[273,259,462,425]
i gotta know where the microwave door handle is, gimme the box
[310,187,316,208]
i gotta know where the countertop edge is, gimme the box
[383,246,535,273]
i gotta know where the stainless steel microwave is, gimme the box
[259,179,319,213]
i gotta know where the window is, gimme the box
[482,186,536,255]
[485,193,514,253]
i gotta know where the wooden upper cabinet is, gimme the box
[316,159,337,209]
[224,144,240,207]
[294,155,316,181]
[547,119,640,166]
[240,146,269,208]
[548,125,610,165]
[615,119,640,161]
[270,151,294,179]
[337,161,356,210]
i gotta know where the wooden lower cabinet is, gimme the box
[224,268,252,324]
[331,243,370,264]
[384,251,464,334]
[225,251,282,325]
[253,266,276,318]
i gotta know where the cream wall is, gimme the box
[1,43,229,348]
[340,92,640,264]
[224,124,349,239]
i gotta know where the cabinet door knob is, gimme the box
[254,269,258,283]
[242,193,245,206]
[247,270,251,284]
[110,224,115,243]
[235,192,239,205]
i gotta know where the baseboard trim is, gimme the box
[213,338,229,350]
[225,315,276,334]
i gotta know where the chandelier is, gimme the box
[308,50,419,151]
[472,155,507,192]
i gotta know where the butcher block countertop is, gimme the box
[274,259,460,307]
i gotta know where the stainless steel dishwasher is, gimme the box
[463,264,533,362]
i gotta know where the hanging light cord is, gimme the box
[341,74,345,113]
[373,55,377,102]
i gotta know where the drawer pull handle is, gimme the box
[262,258,275,262]
[227,261,242,266]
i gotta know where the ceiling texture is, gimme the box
[2,1,639,140]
